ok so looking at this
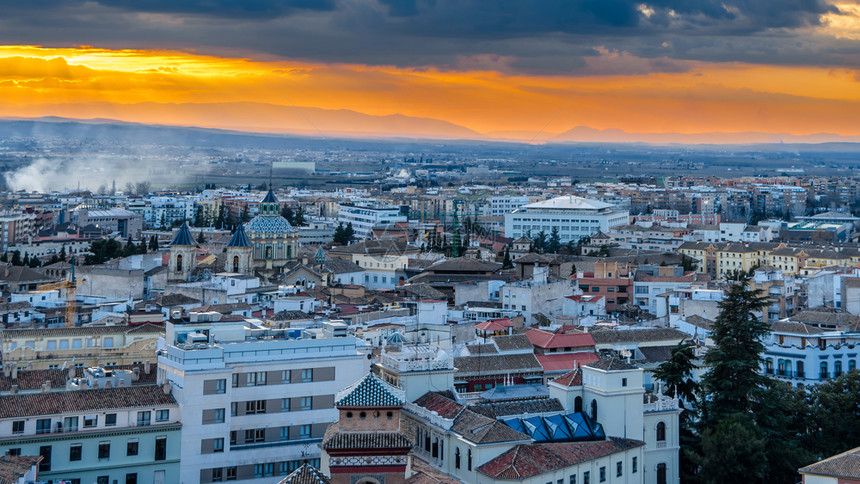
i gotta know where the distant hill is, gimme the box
[0,101,484,141]
[551,126,860,145]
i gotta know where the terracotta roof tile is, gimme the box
[0,385,176,419]
[477,438,645,479]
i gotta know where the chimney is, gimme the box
[104,379,113,389]
[144,360,151,375]
[11,366,17,380]
[68,367,76,380]
[162,382,172,395]
[132,367,140,381]
[10,384,18,394]
[41,380,51,393]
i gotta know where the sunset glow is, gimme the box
[1,0,860,142]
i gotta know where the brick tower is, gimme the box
[321,373,413,484]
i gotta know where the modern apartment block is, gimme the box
[0,385,180,484]
[156,310,369,483]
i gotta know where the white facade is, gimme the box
[486,195,531,216]
[337,204,407,240]
[505,195,629,243]
[157,313,368,483]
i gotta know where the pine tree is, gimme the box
[701,277,769,421]
[197,231,206,244]
[502,247,513,269]
[149,235,159,251]
[345,222,355,243]
[59,245,66,261]
[548,227,561,253]
[11,251,21,266]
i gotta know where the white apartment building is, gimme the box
[156,311,369,483]
[337,204,407,240]
[485,195,531,216]
[505,195,629,243]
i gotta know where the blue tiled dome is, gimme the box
[244,215,296,235]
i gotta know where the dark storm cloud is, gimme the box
[0,0,852,72]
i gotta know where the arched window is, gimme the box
[574,396,583,413]
[467,449,472,471]
[455,448,461,469]
[820,361,828,379]
[176,254,183,271]
[591,399,598,420]
[232,255,239,273]
[657,463,667,484]
[656,422,666,442]
[265,246,273,259]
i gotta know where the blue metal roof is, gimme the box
[170,222,195,246]
[227,223,252,247]
[501,412,605,442]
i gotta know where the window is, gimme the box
[38,446,52,472]
[215,379,226,394]
[246,400,267,415]
[657,421,666,441]
[97,477,109,484]
[104,337,113,348]
[245,429,265,443]
[599,466,606,482]
[280,427,290,441]
[212,468,223,482]
[12,420,24,434]
[632,457,638,473]
[281,370,291,383]
[821,361,828,379]
[247,371,267,386]
[455,448,461,469]
[69,444,82,461]
[214,438,224,453]
[468,449,472,471]
[301,369,313,382]
[137,411,151,426]
[299,424,311,440]
[84,414,98,428]
[281,398,291,412]
[657,463,667,484]
[570,476,576,484]
[36,419,52,434]
[213,408,225,423]
[226,467,237,481]
[254,463,275,478]
[126,473,138,484]
[105,413,117,426]
[155,436,167,460]
[301,396,312,410]
[591,400,598,420]
[127,439,139,456]
[99,441,111,459]
[232,374,239,387]
[156,409,170,422]
[835,361,843,377]
[622,378,627,387]
[617,461,623,477]
[583,471,590,484]
[7,448,20,457]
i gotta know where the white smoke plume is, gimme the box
[4,155,181,193]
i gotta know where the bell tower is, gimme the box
[224,223,253,275]
[168,222,195,281]
[321,373,413,484]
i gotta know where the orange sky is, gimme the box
[1,44,860,138]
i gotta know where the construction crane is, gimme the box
[36,256,85,327]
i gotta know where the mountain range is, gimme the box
[1,101,859,145]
